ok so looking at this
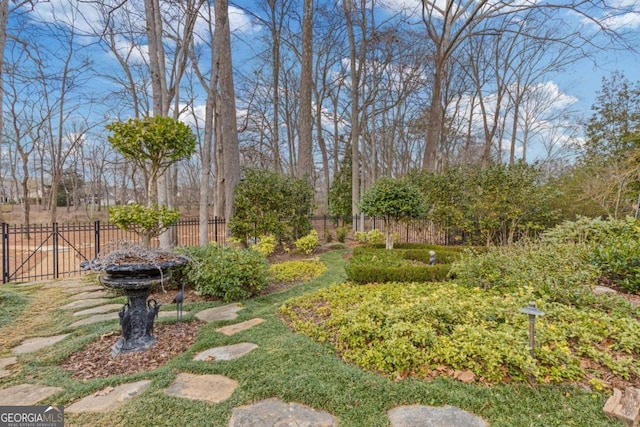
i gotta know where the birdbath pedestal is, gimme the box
[83,257,186,355]
[101,266,167,355]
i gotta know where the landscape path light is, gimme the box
[519,301,545,359]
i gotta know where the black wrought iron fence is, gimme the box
[2,215,445,284]
[2,218,226,284]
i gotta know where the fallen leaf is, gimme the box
[95,386,114,396]
[455,370,476,383]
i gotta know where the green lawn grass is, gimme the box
[0,249,625,427]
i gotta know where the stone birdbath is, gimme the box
[81,245,188,355]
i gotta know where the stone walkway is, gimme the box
[1,278,491,426]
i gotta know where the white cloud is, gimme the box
[30,0,261,39]
[110,37,148,65]
[31,0,102,35]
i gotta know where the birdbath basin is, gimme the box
[82,255,187,355]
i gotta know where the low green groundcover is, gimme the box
[270,259,327,283]
[279,281,640,386]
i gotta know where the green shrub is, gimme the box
[179,243,269,302]
[351,246,406,266]
[109,203,180,248]
[354,229,385,245]
[336,226,348,243]
[346,264,450,284]
[449,240,604,309]
[252,235,277,257]
[325,229,333,243]
[270,260,327,283]
[451,217,640,298]
[294,230,319,255]
[346,245,462,284]
[229,168,313,243]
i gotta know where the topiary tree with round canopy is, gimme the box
[359,176,426,249]
[106,116,196,248]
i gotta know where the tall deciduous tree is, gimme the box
[297,0,314,181]
[213,0,241,232]
[420,0,640,171]
[342,0,366,230]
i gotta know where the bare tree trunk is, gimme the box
[214,0,240,234]
[343,0,364,231]
[297,0,314,181]
[0,0,8,148]
[199,75,216,246]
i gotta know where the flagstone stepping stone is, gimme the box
[604,387,640,426]
[70,312,119,327]
[73,304,123,316]
[0,357,18,378]
[216,318,265,336]
[229,398,338,427]
[193,342,258,362]
[65,380,151,413]
[70,290,110,300]
[63,285,104,294]
[158,310,185,319]
[0,384,63,405]
[44,279,87,289]
[165,373,237,403]
[12,334,71,355]
[388,405,489,427]
[195,303,244,323]
[61,298,112,310]
[594,285,618,295]
[70,309,185,327]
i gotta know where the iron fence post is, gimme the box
[94,221,101,259]
[2,223,8,284]
[53,222,59,279]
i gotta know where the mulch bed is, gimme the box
[61,249,326,380]
[61,321,204,380]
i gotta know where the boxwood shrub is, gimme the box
[347,244,462,284]
[346,264,451,284]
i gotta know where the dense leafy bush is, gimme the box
[109,203,180,248]
[450,241,602,306]
[229,168,314,243]
[294,230,319,255]
[354,229,385,245]
[543,216,640,293]
[179,243,269,302]
[251,235,277,257]
[453,216,640,296]
[270,260,327,283]
[336,226,348,243]
[408,163,560,246]
[280,282,640,384]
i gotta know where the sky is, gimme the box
[17,0,640,163]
